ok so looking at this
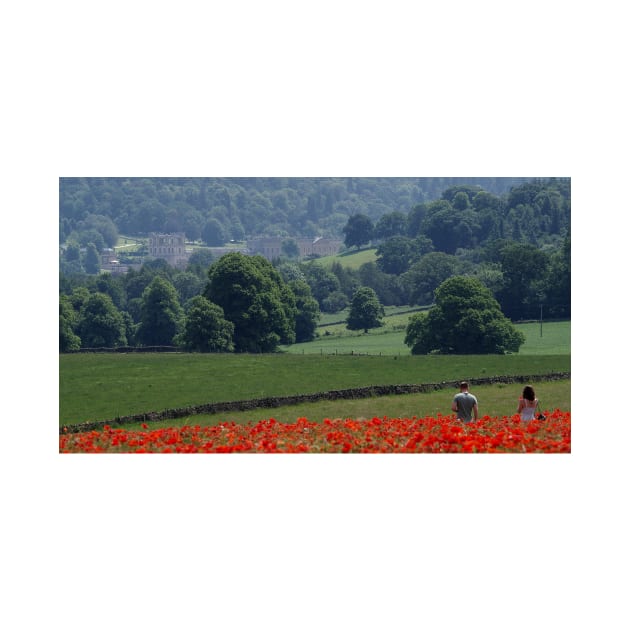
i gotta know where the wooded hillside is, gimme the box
[59,177,570,354]
[59,177,564,243]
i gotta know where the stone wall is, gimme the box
[60,372,570,434]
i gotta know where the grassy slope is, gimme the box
[115,379,571,430]
[514,321,571,355]
[314,247,378,270]
[283,319,570,356]
[60,352,570,425]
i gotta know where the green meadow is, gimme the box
[102,378,570,432]
[283,317,570,356]
[315,247,378,270]
[60,351,570,427]
[59,290,570,428]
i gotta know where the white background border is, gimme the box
[4,1,628,628]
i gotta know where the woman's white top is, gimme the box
[519,398,538,421]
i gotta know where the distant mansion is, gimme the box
[99,232,190,274]
[100,233,343,274]
[247,236,343,261]
[148,232,190,268]
[148,233,343,266]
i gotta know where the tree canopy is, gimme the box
[176,296,234,352]
[404,276,525,354]
[342,214,374,250]
[402,252,461,306]
[204,252,297,352]
[346,286,385,333]
[375,236,418,275]
[77,293,128,348]
[137,276,184,346]
[59,295,81,352]
[288,279,320,343]
[496,243,550,320]
[60,178,569,257]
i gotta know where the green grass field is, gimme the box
[314,247,378,270]
[60,351,570,426]
[283,318,570,356]
[514,321,571,354]
[109,378,570,431]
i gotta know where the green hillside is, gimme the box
[315,247,378,270]
[283,316,570,357]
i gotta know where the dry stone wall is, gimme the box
[60,372,570,435]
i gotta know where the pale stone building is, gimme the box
[247,236,342,261]
[148,232,191,268]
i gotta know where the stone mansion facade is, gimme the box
[247,236,343,261]
[148,232,191,268]
[100,232,345,272]
[97,233,343,275]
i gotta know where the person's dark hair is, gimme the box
[459,381,469,390]
[522,385,536,401]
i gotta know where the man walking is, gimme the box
[451,381,478,422]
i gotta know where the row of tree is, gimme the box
[60,253,320,353]
[61,247,400,353]
[60,231,569,354]
[291,234,570,321]
[60,232,570,326]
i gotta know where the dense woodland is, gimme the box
[59,177,565,243]
[59,177,570,354]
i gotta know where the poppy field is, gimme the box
[59,409,570,453]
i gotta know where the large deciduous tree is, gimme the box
[177,296,234,352]
[346,286,384,333]
[77,293,128,348]
[342,213,374,250]
[404,276,524,354]
[137,276,184,346]
[204,252,297,352]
